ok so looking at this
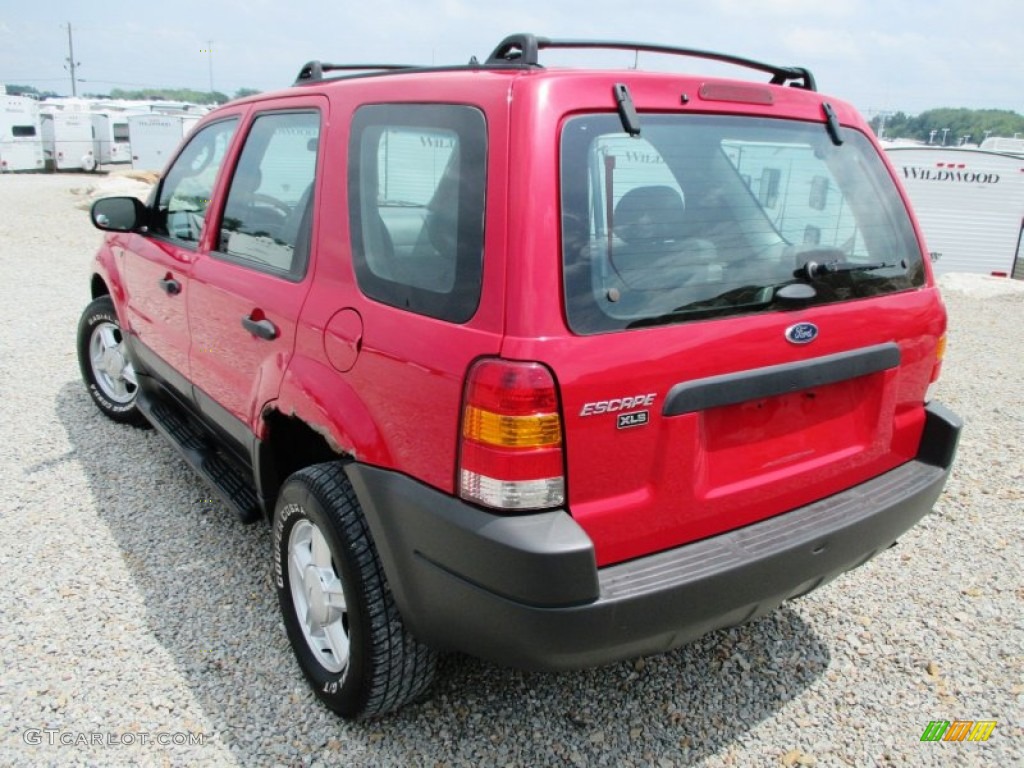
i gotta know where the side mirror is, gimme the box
[91,196,148,232]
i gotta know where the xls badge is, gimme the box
[617,411,649,429]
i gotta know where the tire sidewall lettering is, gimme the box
[273,502,303,590]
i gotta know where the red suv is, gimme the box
[77,35,961,718]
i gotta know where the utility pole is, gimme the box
[207,40,214,96]
[63,22,80,96]
[877,111,892,139]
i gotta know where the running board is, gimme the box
[137,389,261,524]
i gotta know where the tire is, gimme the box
[76,295,149,428]
[273,462,437,718]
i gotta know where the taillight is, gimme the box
[458,359,565,511]
[931,333,947,381]
[925,333,947,402]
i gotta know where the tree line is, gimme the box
[4,84,260,104]
[869,108,1024,145]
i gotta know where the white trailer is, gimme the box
[0,95,44,172]
[722,140,861,251]
[128,114,200,171]
[90,111,133,164]
[39,110,97,171]
[980,136,1024,156]
[885,146,1024,278]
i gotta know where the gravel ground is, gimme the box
[0,172,1021,767]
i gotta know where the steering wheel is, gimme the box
[252,193,292,218]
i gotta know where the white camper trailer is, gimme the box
[0,95,44,172]
[980,137,1024,156]
[128,113,200,171]
[885,146,1024,278]
[40,110,97,171]
[90,111,132,164]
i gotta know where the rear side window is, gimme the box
[217,111,320,280]
[561,115,925,334]
[349,104,486,323]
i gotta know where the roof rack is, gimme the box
[291,34,817,92]
[295,61,416,84]
[484,34,817,91]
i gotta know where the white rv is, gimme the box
[40,110,97,171]
[128,113,201,171]
[0,95,44,172]
[91,111,133,164]
[885,146,1024,279]
[980,136,1024,156]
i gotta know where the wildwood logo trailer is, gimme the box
[886,146,1024,278]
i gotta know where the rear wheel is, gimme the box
[273,462,437,718]
[76,296,148,427]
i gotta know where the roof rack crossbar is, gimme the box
[295,61,416,84]
[484,34,817,91]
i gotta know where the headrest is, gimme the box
[613,185,686,243]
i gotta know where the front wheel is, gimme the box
[76,295,149,427]
[273,463,437,718]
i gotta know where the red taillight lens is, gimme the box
[458,359,565,511]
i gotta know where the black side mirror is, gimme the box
[91,196,149,232]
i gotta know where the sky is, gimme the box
[1,0,1021,120]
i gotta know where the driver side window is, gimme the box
[216,111,320,279]
[153,118,238,243]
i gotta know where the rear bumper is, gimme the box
[347,402,961,671]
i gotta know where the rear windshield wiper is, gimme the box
[626,281,809,329]
[796,259,896,280]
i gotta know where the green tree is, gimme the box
[107,87,234,105]
[3,84,61,99]
[871,108,1024,144]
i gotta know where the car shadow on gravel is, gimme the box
[58,382,831,767]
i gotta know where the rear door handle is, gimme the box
[159,277,181,295]
[241,314,278,340]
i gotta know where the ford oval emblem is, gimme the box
[785,322,819,345]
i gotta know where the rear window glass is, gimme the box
[561,115,925,334]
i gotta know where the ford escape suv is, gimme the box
[77,34,961,718]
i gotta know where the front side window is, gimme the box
[561,115,925,334]
[218,111,320,279]
[349,104,486,323]
[152,118,238,243]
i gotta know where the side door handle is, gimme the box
[158,276,182,295]
[241,313,279,340]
